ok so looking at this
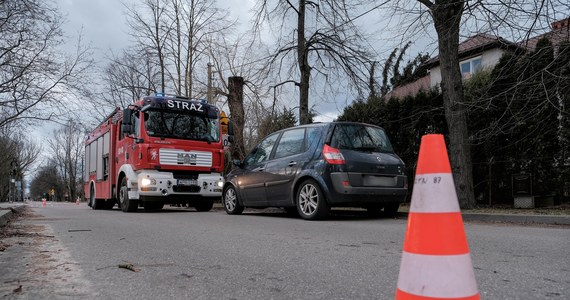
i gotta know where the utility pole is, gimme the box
[207,63,213,104]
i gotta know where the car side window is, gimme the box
[305,127,322,151]
[274,128,305,159]
[245,133,279,165]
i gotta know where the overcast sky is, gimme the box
[56,0,256,62]
[53,0,348,125]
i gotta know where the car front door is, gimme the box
[237,133,279,206]
[264,128,307,206]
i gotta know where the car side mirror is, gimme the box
[232,159,242,168]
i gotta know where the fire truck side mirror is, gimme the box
[226,120,235,143]
[121,108,134,135]
[228,120,234,136]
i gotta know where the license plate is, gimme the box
[178,179,198,186]
[363,175,396,187]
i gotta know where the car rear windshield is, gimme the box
[330,124,394,153]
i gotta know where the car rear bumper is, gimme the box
[328,172,408,204]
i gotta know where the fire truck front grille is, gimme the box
[173,185,201,193]
[159,149,212,167]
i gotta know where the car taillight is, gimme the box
[323,144,345,164]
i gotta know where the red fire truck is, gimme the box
[84,93,227,212]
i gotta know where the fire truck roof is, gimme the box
[139,94,219,118]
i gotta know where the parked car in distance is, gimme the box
[222,122,408,220]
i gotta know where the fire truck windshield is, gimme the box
[144,110,220,142]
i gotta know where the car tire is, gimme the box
[296,179,329,220]
[119,177,138,212]
[223,186,244,215]
[195,200,214,212]
[383,203,400,217]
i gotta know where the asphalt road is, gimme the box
[1,202,569,299]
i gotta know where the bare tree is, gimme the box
[100,48,161,111]
[47,120,84,202]
[124,0,171,93]
[165,0,233,97]
[252,0,376,124]
[29,160,62,201]
[373,0,569,208]
[0,129,40,201]
[0,0,93,129]
[123,0,233,98]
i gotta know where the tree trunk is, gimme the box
[431,0,476,208]
[297,0,311,125]
[227,77,246,160]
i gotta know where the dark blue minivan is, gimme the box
[222,122,408,220]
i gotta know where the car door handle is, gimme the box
[288,161,297,167]
[255,167,265,172]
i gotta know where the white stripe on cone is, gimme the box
[397,251,479,298]
[410,173,460,213]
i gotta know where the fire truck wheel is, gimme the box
[89,185,103,210]
[194,200,214,212]
[91,198,104,210]
[120,177,138,212]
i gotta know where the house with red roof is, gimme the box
[385,17,569,100]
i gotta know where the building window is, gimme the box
[460,57,482,79]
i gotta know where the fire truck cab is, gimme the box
[84,94,226,212]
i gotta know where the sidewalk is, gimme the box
[1,201,569,226]
[0,202,27,227]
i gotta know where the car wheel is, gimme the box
[296,179,329,220]
[119,177,138,212]
[383,203,400,217]
[195,200,214,212]
[223,186,244,215]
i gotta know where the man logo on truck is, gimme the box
[178,153,197,165]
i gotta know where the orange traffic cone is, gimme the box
[395,134,479,300]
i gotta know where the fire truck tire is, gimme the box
[89,185,103,210]
[194,200,214,212]
[120,177,138,212]
[91,198,104,210]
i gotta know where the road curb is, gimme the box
[0,204,27,227]
[396,212,570,225]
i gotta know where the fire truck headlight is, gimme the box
[141,178,156,187]
[217,180,224,187]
